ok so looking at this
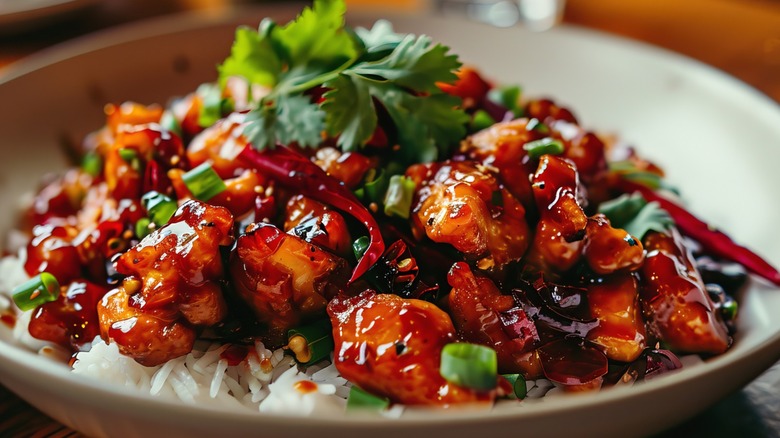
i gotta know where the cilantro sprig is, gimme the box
[217,0,467,163]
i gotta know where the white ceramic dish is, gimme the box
[1,6,779,438]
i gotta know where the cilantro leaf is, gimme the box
[351,35,460,92]
[599,193,675,239]
[355,19,405,54]
[376,84,467,163]
[218,26,281,88]
[272,0,358,72]
[243,95,325,149]
[322,75,378,151]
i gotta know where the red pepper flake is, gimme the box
[239,145,385,283]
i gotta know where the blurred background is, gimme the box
[0,0,778,437]
[1,0,779,101]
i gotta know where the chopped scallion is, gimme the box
[118,148,138,163]
[182,162,227,201]
[383,175,416,219]
[160,109,182,137]
[346,386,390,411]
[501,373,527,399]
[352,236,370,260]
[135,217,153,239]
[440,343,497,391]
[470,109,496,132]
[197,83,226,128]
[363,169,389,205]
[526,118,550,134]
[487,85,523,117]
[287,319,334,365]
[523,137,564,159]
[81,151,102,177]
[141,191,178,226]
[12,273,60,312]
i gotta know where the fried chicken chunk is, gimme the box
[97,200,233,366]
[230,222,348,345]
[328,291,493,406]
[407,160,530,271]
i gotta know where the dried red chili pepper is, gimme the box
[614,179,780,286]
[238,144,385,283]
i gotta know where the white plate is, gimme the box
[1,6,780,438]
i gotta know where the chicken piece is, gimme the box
[312,147,372,189]
[230,222,348,345]
[99,284,196,366]
[586,273,646,362]
[524,220,584,274]
[459,119,542,206]
[187,112,249,179]
[524,98,578,125]
[25,223,82,284]
[29,169,93,226]
[407,160,530,271]
[169,167,265,218]
[447,262,541,376]
[98,200,233,365]
[523,155,588,274]
[28,280,109,351]
[328,290,493,406]
[284,195,352,258]
[532,155,587,240]
[583,214,644,275]
[639,228,731,354]
[104,123,187,200]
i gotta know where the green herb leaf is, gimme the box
[272,0,357,72]
[355,19,404,55]
[244,95,326,149]
[321,74,378,150]
[351,34,460,92]
[218,26,282,88]
[598,193,674,239]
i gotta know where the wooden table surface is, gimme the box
[0,0,778,436]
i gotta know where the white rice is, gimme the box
[0,250,351,413]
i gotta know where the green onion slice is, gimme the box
[81,151,103,177]
[523,137,564,159]
[346,386,390,412]
[135,217,153,239]
[487,85,523,117]
[287,319,334,365]
[383,175,416,219]
[182,162,227,201]
[159,110,182,137]
[525,118,550,134]
[12,273,60,312]
[352,236,370,261]
[501,373,527,399]
[141,191,178,226]
[470,109,496,132]
[196,83,225,128]
[440,343,497,391]
[363,169,389,205]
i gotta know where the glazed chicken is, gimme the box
[406,160,530,272]
[328,290,493,405]
[97,200,233,366]
[14,59,754,412]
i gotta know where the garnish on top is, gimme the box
[218,0,468,164]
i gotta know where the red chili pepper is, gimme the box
[238,145,385,284]
[614,179,780,286]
